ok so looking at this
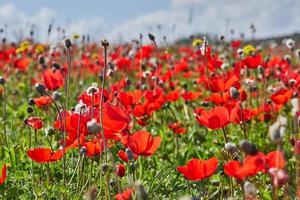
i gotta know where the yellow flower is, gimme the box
[35,44,45,54]
[72,34,80,40]
[91,53,98,60]
[243,45,256,56]
[192,39,203,47]
[16,40,30,53]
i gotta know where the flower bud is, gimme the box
[243,181,256,197]
[86,84,99,96]
[224,142,238,154]
[85,185,98,200]
[101,39,109,47]
[87,119,100,134]
[115,164,126,177]
[148,33,155,41]
[239,140,258,155]
[45,126,55,137]
[125,77,131,85]
[35,83,46,95]
[53,91,61,101]
[80,146,87,156]
[28,98,35,106]
[64,38,72,48]
[38,56,45,65]
[229,87,240,100]
[109,180,116,187]
[101,163,110,174]
[52,62,61,70]
[0,76,5,85]
[27,106,34,114]
[135,181,147,200]
[126,148,135,161]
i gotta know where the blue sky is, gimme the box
[0,0,299,43]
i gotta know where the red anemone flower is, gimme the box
[195,106,230,130]
[177,157,218,181]
[82,140,104,157]
[0,164,7,185]
[117,150,138,162]
[115,188,134,200]
[33,96,52,108]
[43,69,64,90]
[27,148,64,163]
[115,164,126,177]
[270,89,293,105]
[25,117,43,129]
[224,151,285,180]
[124,130,161,157]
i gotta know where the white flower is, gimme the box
[284,38,295,49]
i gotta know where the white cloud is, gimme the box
[0,3,106,43]
[0,1,299,44]
[110,0,300,42]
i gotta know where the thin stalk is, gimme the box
[2,84,14,169]
[65,48,72,109]
[44,92,66,185]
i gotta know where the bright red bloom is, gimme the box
[115,164,126,177]
[117,150,138,162]
[0,164,7,185]
[229,102,251,124]
[27,148,64,163]
[177,157,218,181]
[43,69,64,90]
[195,106,230,130]
[124,130,161,157]
[25,117,43,129]
[204,75,239,93]
[82,140,104,157]
[224,151,286,180]
[182,91,201,102]
[265,151,286,169]
[115,188,133,200]
[102,103,131,133]
[33,96,52,108]
[243,54,263,69]
[271,89,293,105]
[168,121,186,135]
[166,89,180,102]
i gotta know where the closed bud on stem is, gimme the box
[52,62,61,70]
[125,77,131,85]
[0,76,6,85]
[38,56,45,65]
[101,163,110,174]
[101,39,109,47]
[135,181,147,200]
[53,91,61,101]
[45,126,55,137]
[28,98,35,106]
[87,119,101,134]
[125,148,135,161]
[85,185,98,200]
[35,83,46,95]
[64,38,72,48]
[148,33,155,41]
[80,146,87,156]
[243,181,257,198]
[224,142,238,154]
[239,139,258,155]
[27,106,34,114]
[229,87,240,100]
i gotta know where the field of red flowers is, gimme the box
[0,33,300,199]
